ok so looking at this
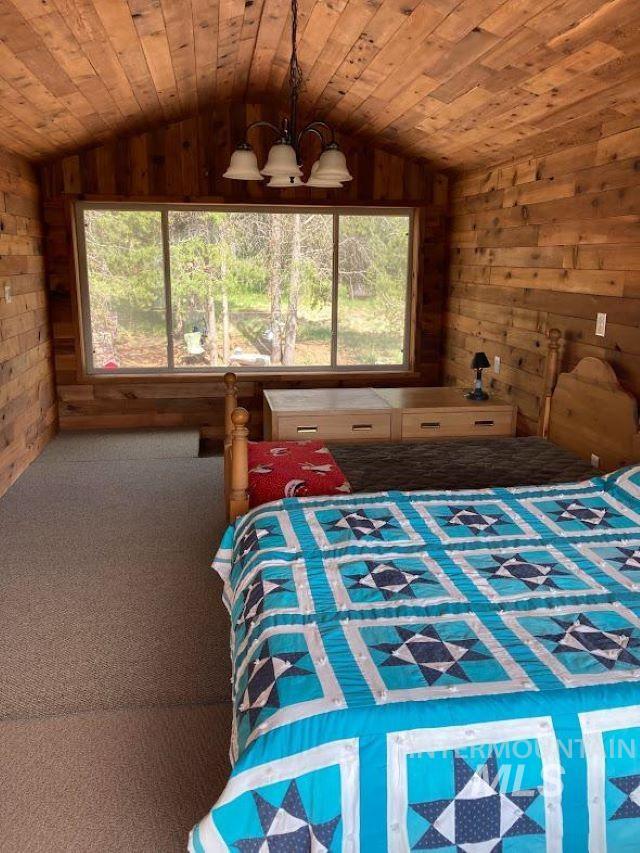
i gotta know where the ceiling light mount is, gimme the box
[223,0,352,188]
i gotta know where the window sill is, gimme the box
[81,367,420,383]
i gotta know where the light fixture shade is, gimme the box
[261,143,303,177]
[266,175,306,187]
[306,161,343,188]
[314,146,353,181]
[471,351,491,370]
[223,146,263,181]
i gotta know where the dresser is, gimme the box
[263,388,392,441]
[263,386,516,442]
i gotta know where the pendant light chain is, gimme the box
[288,0,303,142]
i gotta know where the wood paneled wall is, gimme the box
[443,123,640,436]
[0,147,56,497]
[40,103,447,435]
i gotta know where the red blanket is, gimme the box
[247,440,351,508]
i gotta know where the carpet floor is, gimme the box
[0,430,232,852]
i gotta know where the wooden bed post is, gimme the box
[223,373,237,506]
[538,328,562,439]
[223,372,238,444]
[229,407,250,523]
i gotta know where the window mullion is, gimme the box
[161,209,175,370]
[75,204,96,374]
[331,213,339,368]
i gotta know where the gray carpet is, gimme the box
[0,430,232,851]
[35,428,201,463]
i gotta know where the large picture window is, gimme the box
[76,204,413,374]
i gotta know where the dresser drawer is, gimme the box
[401,409,514,439]
[276,412,391,442]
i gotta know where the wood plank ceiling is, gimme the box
[0,0,639,169]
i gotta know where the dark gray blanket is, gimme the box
[329,436,596,493]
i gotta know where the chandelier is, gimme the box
[223,0,353,188]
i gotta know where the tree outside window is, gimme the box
[80,206,412,373]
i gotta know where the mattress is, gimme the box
[330,436,596,493]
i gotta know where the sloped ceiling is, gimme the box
[1,0,639,169]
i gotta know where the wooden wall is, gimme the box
[444,123,640,436]
[40,103,447,435]
[0,147,56,497]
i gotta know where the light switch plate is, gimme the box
[493,355,501,374]
[591,453,600,468]
[595,312,606,337]
[3,284,11,304]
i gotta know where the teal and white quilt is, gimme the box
[190,464,640,852]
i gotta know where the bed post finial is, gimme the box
[548,327,561,349]
[538,328,562,439]
[231,406,249,428]
[229,407,250,522]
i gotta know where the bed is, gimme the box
[191,351,640,852]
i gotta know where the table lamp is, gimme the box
[466,351,491,400]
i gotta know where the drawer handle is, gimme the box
[421,421,441,429]
[475,419,495,427]
[297,426,318,434]
[351,423,373,431]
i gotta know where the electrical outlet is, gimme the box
[493,355,501,374]
[591,453,600,468]
[595,312,607,337]
[3,284,11,304]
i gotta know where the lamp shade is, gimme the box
[223,146,263,181]
[471,351,491,370]
[305,161,343,188]
[266,175,306,187]
[261,142,303,177]
[314,146,353,182]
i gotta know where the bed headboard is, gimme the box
[546,354,640,472]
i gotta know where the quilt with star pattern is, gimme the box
[190,464,640,852]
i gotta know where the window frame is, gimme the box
[74,201,416,377]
